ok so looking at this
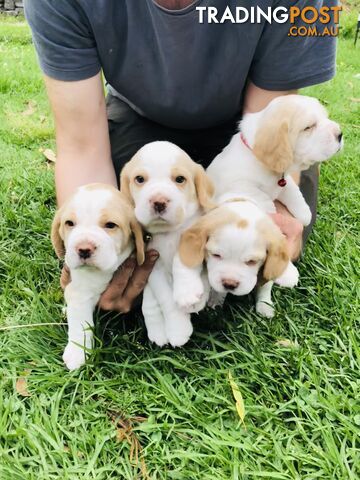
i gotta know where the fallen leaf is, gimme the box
[39,148,56,163]
[275,339,299,349]
[228,371,245,423]
[16,377,31,397]
[349,98,360,103]
[22,100,36,116]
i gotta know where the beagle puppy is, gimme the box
[51,183,144,370]
[207,95,343,224]
[121,141,214,347]
[176,196,291,317]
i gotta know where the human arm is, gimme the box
[45,73,116,205]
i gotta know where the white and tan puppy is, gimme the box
[121,141,214,347]
[51,183,144,370]
[207,95,343,224]
[177,198,290,317]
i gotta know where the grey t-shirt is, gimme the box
[24,0,337,129]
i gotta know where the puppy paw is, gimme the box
[166,318,193,347]
[63,343,87,370]
[174,280,205,313]
[296,205,312,227]
[275,262,299,288]
[256,301,275,319]
[147,328,169,347]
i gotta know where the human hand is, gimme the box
[60,250,159,313]
[270,202,303,260]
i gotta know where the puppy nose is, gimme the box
[77,242,96,259]
[337,132,343,142]
[154,201,167,214]
[222,279,239,291]
[151,195,170,213]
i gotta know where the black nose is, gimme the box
[338,132,343,142]
[153,202,167,214]
[78,248,92,259]
[222,281,239,291]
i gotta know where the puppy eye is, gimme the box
[104,222,117,229]
[246,260,258,266]
[135,175,145,184]
[212,253,222,260]
[65,220,75,227]
[304,123,316,131]
[175,175,186,184]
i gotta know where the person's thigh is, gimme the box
[300,165,319,245]
[106,94,238,181]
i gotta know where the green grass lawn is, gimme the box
[0,14,359,480]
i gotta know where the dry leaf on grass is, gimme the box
[16,377,31,397]
[22,100,37,116]
[228,371,246,424]
[350,98,360,103]
[275,339,299,349]
[39,148,57,163]
[108,411,148,479]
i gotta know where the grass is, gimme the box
[0,13,359,480]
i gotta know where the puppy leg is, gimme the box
[277,176,312,226]
[256,281,275,318]
[207,290,227,309]
[275,261,299,288]
[63,284,96,370]
[142,285,168,347]
[173,254,208,313]
[148,266,193,347]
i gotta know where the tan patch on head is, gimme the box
[237,219,248,229]
[256,217,289,280]
[179,206,241,268]
[99,189,145,265]
[252,98,310,174]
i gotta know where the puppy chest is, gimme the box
[148,233,180,272]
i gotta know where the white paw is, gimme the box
[296,205,312,227]
[275,262,299,288]
[174,280,205,313]
[166,316,193,347]
[147,327,169,347]
[63,342,87,370]
[256,301,275,318]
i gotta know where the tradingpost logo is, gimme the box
[197,5,342,37]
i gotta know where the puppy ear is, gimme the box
[194,165,215,211]
[253,118,293,174]
[130,218,145,265]
[262,220,290,281]
[179,224,208,268]
[51,208,65,258]
[120,163,134,206]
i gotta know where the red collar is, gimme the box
[240,131,287,187]
[240,131,251,150]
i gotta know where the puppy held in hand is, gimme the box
[178,199,292,318]
[121,141,214,347]
[51,183,144,370]
[207,95,343,226]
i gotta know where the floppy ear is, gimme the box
[120,163,134,206]
[253,118,293,174]
[262,221,290,281]
[179,223,208,268]
[130,218,145,265]
[51,208,65,258]
[194,165,215,211]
